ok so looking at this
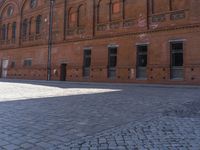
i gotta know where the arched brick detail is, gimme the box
[0,0,19,18]
[68,7,77,28]
[97,0,110,24]
[0,0,20,44]
[21,0,46,14]
[77,4,86,27]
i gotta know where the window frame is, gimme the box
[22,19,28,37]
[170,41,184,80]
[83,49,92,78]
[1,24,7,40]
[12,22,17,40]
[36,15,42,34]
[23,59,32,67]
[136,44,148,79]
[108,46,118,79]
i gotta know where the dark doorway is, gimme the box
[108,47,117,79]
[136,45,148,79]
[170,42,184,79]
[83,49,91,78]
[60,64,67,81]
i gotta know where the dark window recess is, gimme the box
[11,61,16,68]
[30,0,37,8]
[12,22,16,40]
[60,64,67,81]
[6,24,10,40]
[22,19,28,37]
[2,24,6,40]
[108,47,117,78]
[170,42,184,79]
[36,15,42,34]
[172,53,183,66]
[24,59,32,67]
[138,55,147,67]
[83,49,91,77]
[136,45,148,79]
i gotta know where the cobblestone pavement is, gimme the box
[66,117,200,150]
[0,79,200,150]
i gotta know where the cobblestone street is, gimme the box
[0,79,200,150]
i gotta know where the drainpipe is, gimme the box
[47,0,55,81]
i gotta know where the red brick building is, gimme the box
[0,0,200,84]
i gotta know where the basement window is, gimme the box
[10,61,16,68]
[23,59,32,67]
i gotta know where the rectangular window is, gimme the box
[10,61,16,68]
[23,59,32,67]
[136,45,148,79]
[108,47,117,78]
[83,49,91,77]
[170,42,184,79]
[2,25,6,40]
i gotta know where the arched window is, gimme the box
[110,0,122,21]
[12,22,16,40]
[6,24,10,40]
[22,19,28,37]
[36,15,42,34]
[112,1,120,14]
[7,6,14,17]
[1,24,6,40]
[77,5,86,27]
[68,8,76,28]
[29,18,33,35]
[97,0,110,24]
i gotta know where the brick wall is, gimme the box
[0,0,200,84]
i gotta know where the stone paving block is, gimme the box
[36,142,54,149]
[20,143,34,149]
[10,139,26,145]
[2,144,19,150]
[0,140,9,146]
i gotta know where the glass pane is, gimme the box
[23,21,28,36]
[137,45,147,53]
[84,50,91,56]
[108,47,117,68]
[109,56,117,67]
[109,47,117,55]
[171,43,183,50]
[2,25,6,40]
[84,50,91,68]
[172,53,183,66]
[84,58,91,67]
[138,55,147,67]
